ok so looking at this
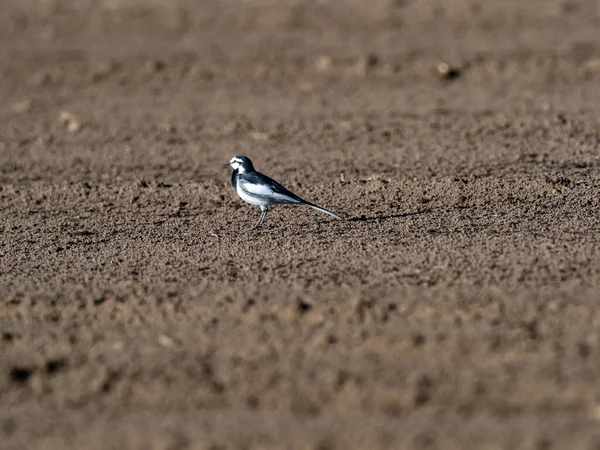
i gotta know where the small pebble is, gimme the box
[59,111,81,133]
[222,121,239,135]
[60,111,82,132]
[211,194,225,204]
[351,53,379,76]
[67,121,81,133]
[435,62,461,80]
[111,341,124,351]
[584,58,600,73]
[314,55,333,73]
[249,131,269,141]
[591,404,600,420]
[157,335,174,348]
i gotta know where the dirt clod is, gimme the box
[351,53,379,76]
[58,111,81,133]
[9,367,33,383]
[435,62,461,80]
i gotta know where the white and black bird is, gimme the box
[224,155,342,229]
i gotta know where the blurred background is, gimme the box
[2,0,600,183]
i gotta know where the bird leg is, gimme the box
[258,206,268,226]
[249,206,268,230]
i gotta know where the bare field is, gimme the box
[1,1,600,449]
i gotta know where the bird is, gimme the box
[223,155,343,229]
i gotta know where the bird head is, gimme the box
[224,156,254,173]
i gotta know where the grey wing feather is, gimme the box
[239,172,305,203]
[238,172,343,219]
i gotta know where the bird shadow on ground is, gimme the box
[347,208,433,223]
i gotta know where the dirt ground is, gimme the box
[1,0,600,448]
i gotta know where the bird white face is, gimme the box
[228,157,244,171]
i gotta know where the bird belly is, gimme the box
[236,185,272,206]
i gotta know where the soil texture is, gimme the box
[1,1,600,449]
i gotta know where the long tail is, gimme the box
[302,201,343,220]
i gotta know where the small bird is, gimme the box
[224,155,342,229]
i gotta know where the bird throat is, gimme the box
[231,168,238,189]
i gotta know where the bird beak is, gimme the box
[223,161,231,166]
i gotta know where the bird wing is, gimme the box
[238,172,304,203]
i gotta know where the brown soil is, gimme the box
[1,1,600,449]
